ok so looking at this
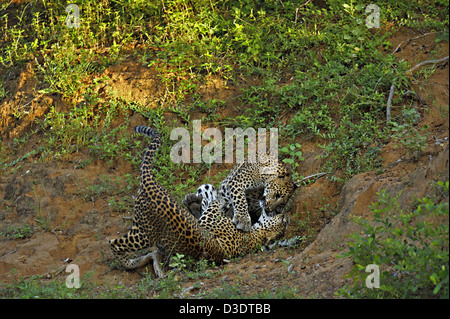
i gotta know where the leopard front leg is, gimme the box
[230,189,252,232]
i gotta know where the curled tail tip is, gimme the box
[133,125,159,138]
[133,125,150,133]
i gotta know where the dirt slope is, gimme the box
[0,27,448,298]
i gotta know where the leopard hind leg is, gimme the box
[196,184,217,213]
[109,226,152,269]
[182,184,217,219]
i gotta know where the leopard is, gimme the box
[182,183,277,226]
[216,153,298,232]
[182,184,218,220]
[109,126,289,277]
[183,183,303,248]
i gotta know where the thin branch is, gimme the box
[299,0,312,7]
[0,249,16,259]
[386,44,448,122]
[295,0,312,24]
[386,83,395,123]
[391,31,438,54]
[295,172,328,187]
[406,55,449,74]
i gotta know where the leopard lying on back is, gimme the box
[109,126,290,277]
[183,183,302,249]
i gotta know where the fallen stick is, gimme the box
[386,55,448,122]
[386,83,395,123]
[295,172,328,187]
[406,55,449,74]
[391,31,438,54]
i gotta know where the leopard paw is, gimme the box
[182,193,203,219]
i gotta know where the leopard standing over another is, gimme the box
[217,154,298,232]
[109,126,290,277]
[184,183,304,249]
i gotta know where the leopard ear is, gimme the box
[294,172,328,188]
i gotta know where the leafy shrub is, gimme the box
[338,181,449,298]
[1,224,33,239]
[280,143,304,180]
[390,107,429,160]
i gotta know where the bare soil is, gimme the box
[0,27,448,298]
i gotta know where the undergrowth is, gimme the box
[1,0,448,185]
[338,181,449,299]
[0,0,448,299]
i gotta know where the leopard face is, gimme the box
[262,164,297,214]
[217,160,297,232]
[109,126,291,275]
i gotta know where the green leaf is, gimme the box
[430,273,438,285]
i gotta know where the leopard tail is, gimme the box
[134,125,161,175]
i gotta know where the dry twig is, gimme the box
[391,31,438,54]
[387,29,448,122]
[406,56,449,74]
[386,83,395,123]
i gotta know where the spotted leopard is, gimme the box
[182,184,218,220]
[182,183,276,226]
[217,154,297,232]
[183,183,303,247]
[109,126,289,277]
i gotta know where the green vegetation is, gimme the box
[1,255,300,299]
[0,224,33,239]
[1,0,448,186]
[281,143,304,181]
[0,0,448,299]
[1,271,96,299]
[338,181,449,299]
[390,107,429,160]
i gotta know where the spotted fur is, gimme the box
[109,126,289,276]
[218,156,297,232]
